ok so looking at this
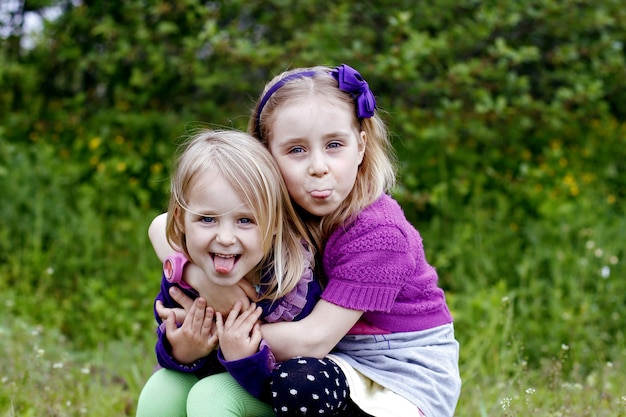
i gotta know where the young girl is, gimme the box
[154,64,461,416]
[245,63,460,416]
[135,129,321,417]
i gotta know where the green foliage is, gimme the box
[0,317,151,416]
[1,0,626,414]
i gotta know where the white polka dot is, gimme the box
[322,371,329,378]
[325,388,330,395]
[281,406,288,411]
[312,393,319,399]
[280,372,288,378]
[298,358,308,364]
[290,388,298,395]
[307,374,315,381]
[272,391,277,397]
[300,407,308,412]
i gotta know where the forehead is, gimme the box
[270,94,356,133]
[186,171,250,212]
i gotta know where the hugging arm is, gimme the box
[261,299,362,360]
[166,288,363,361]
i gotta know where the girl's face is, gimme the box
[267,95,366,217]
[181,172,264,287]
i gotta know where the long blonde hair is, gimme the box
[248,65,397,251]
[166,129,312,301]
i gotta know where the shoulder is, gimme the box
[353,194,407,230]
[335,194,413,239]
[326,194,417,256]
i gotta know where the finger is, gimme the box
[182,299,198,328]
[240,305,263,329]
[191,298,207,328]
[169,286,194,311]
[215,312,224,337]
[237,279,258,301]
[204,306,215,322]
[155,300,170,321]
[224,301,244,328]
[165,312,177,334]
[249,322,263,345]
[237,303,262,324]
[207,332,219,350]
[201,306,213,333]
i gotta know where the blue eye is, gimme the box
[200,216,216,223]
[327,142,342,149]
[288,146,305,154]
[239,217,255,225]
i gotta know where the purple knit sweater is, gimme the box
[322,193,452,332]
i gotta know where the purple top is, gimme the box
[322,193,452,332]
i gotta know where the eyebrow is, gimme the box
[184,202,251,218]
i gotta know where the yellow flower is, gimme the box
[89,137,101,150]
[151,162,164,174]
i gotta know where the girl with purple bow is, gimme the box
[145,64,461,416]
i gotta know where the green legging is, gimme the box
[135,369,275,417]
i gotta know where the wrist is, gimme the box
[163,252,192,289]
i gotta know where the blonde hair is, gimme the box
[248,66,397,250]
[166,129,312,301]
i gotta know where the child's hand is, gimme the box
[156,298,188,323]
[216,301,263,361]
[166,297,218,364]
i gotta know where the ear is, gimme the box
[173,206,186,235]
[357,131,367,164]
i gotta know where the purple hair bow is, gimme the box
[331,64,376,118]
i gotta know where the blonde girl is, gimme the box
[136,129,320,417]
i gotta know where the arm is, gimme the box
[148,213,176,261]
[260,299,363,360]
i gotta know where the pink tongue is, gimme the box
[214,256,236,274]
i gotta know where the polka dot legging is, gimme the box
[270,357,372,416]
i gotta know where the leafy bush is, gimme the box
[1,0,625,414]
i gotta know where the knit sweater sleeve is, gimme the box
[322,206,412,312]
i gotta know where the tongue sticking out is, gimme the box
[214,255,236,274]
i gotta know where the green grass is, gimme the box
[2,312,624,416]
[1,130,624,415]
[0,317,152,416]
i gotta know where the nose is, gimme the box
[308,151,329,177]
[216,223,236,246]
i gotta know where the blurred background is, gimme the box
[1,0,624,415]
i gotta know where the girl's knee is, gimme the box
[187,373,273,417]
[136,369,197,417]
[271,357,349,416]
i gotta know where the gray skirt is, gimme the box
[328,323,461,417]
